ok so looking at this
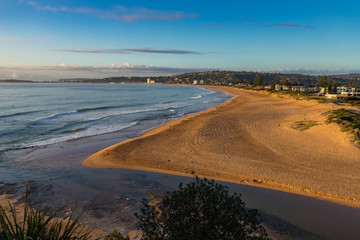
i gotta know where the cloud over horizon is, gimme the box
[51,48,200,55]
[0,37,19,41]
[25,1,198,21]
[261,23,315,29]
[207,22,314,29]
[263,67,359,75]
[0,63,213,81]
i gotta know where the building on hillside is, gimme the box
[340,92,360,98]
[291,86,303,91]
[326,92,360,99]
[147,78,155,84]
[235,83,248,87]
[337,86,355,94]
[282,85,292,91]
[325,94,342,100]
[275,84,292,91]
[193,80,198,85]
[319,87,326,94]
[264,85,272,90]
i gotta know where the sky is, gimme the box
[1,0,360,80]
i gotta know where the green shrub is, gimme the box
[135,177,270,240]
[103,230,130,240]
[290,120,317,131]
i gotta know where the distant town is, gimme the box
[1,71,360,100]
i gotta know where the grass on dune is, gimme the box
[325,108,360,145]
[0,190,91,240]
[290,120,318,131]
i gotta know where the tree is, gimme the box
[351,80,358,92]
[318,75,328,87]
[135,177,270,240]
[333,81,339,94]
[283,78,289,85]
[327,79,334,94]
[253,76,263,87]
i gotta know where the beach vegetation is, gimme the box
[103,230,130,240]
[135,176,270,240]
[338,97,360,106]
[0,191,91,240]
[325,108,360,144]
[290,120,317,131]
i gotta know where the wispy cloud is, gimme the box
[206,23,233,27]
[261,23,315,29]
[0,36,51,42]
[51,48,200,55]
[25,1,198,21]
[115,6,198,21]
[208,22,314,29]
[0,63,213,81]
[0,37,19,41]
[263,67,354,75]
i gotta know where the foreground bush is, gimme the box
[0,194,90,240]
[136,177,270,240]
[104,230,130,240]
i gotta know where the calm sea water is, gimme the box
[0,83,230,153]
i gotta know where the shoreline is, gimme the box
[3,84,360,239]
[83,85,360,208]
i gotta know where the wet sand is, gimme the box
[84,86,360,207]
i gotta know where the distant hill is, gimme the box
[58,78,100,82]
[57,71,360,86]
[0,79,34,83]
[331,73,360,79]
[58,77,148,84]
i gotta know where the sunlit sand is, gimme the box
[83,87,360,207]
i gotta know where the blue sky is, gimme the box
[1,0,360,80]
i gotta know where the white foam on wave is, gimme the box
[190,95,202,100]
[199,87,216,95]
[24,121,138,148]
[38,101,194,124]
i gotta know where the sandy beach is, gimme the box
[83,86,360,207]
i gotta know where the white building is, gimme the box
[337,86,355,94]
[147,78,155,84]
[340,92,360,98]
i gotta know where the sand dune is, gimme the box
[83,87,360,206]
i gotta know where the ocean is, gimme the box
[0,83,230,154]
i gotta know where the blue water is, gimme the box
[0,83,230,153]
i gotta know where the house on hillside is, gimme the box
[340,92,360,98]
[325,94,342,100]
[275,84,292,91]
[326,92,360,99]
[337,86,356,94]
[147,78,155,84]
